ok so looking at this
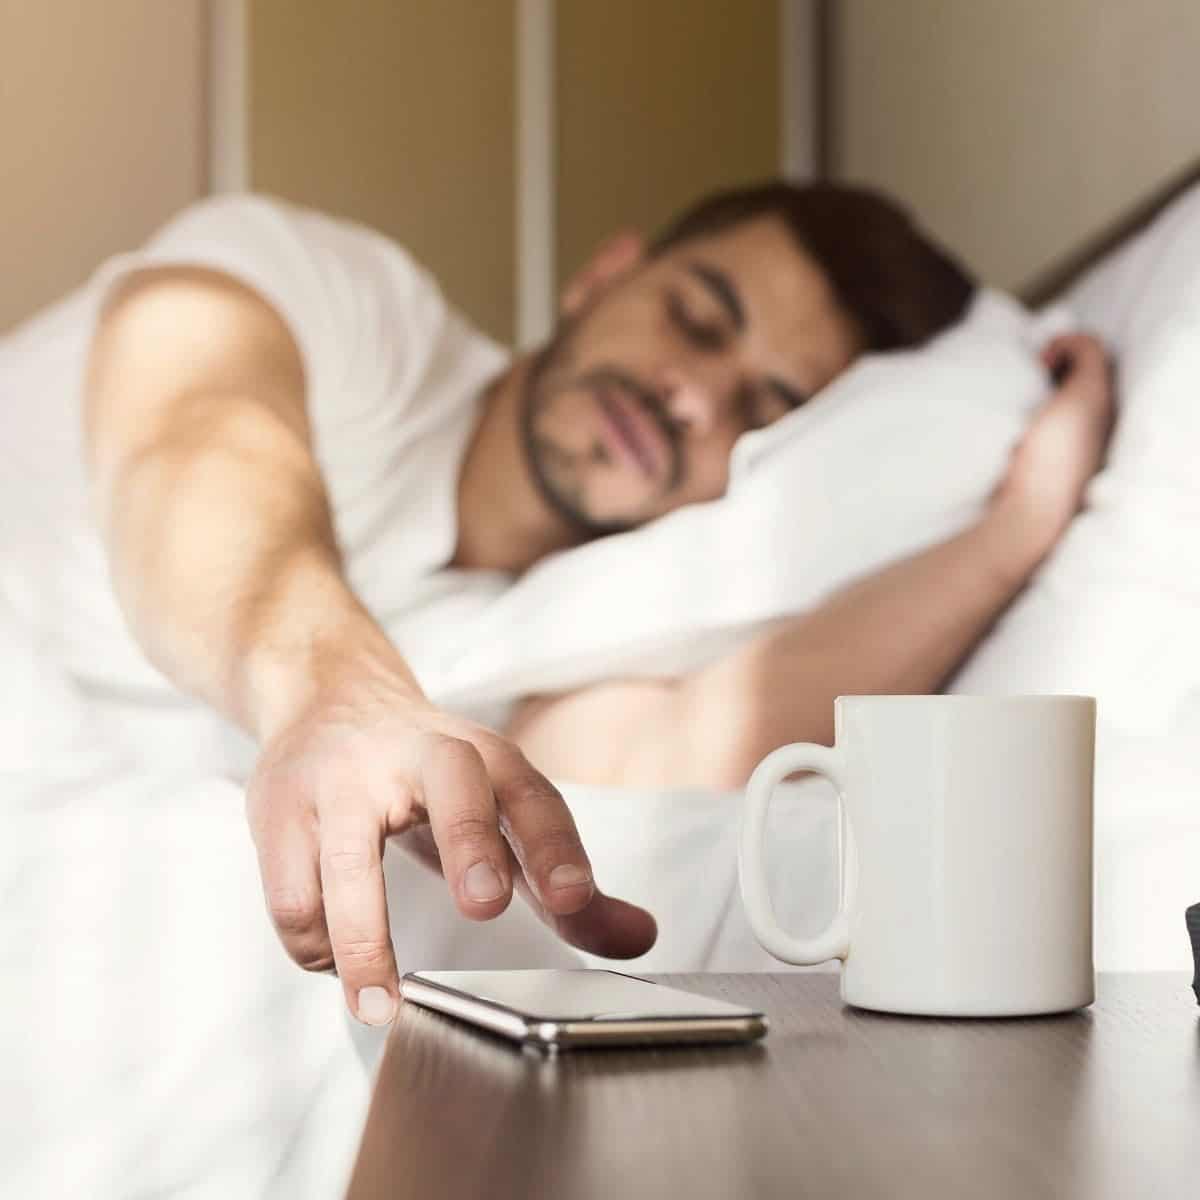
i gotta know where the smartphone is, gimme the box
[400,968,768,1052]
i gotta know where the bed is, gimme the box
[3,164,1199,1198]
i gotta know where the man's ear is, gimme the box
[560,230,645,317]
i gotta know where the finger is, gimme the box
[1041,332,1107,383]
[481,745,597,917]
[316,783,401,1025]
[400,744,657,957]
[249,812,333,973]
[1040,331,1094,358]
[506,841,658,959]
[1040,331,1074,360]
[1047,352,1074,387]
[1040,337,1078,383]
[420,735,514,920]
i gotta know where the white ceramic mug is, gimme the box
[738,695,1096,1016]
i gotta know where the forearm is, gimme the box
[84,265,424,741]
[95,393,419,739]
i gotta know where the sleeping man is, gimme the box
[17,181,1111,1027]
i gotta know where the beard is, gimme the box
[519,317,683,539]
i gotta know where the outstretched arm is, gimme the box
[86,268,655,1026]
[509,333,1114,789]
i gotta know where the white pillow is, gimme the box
[951,183,1200,734]
[418,289,1048,712]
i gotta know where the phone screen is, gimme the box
[408,969,759,1021]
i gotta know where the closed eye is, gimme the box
[667,290,728,352]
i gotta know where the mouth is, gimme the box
[595,382,671,482]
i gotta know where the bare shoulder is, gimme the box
[86,263,308,457]
[95,264,301,374]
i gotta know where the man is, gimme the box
[28,180,1107,1029]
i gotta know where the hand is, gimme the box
[245,661,658,1026]
[986,332,1116,577]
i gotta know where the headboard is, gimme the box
[1021,157,1200,307]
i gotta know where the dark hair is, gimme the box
[651,180,975,351]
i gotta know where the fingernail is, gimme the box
[357,986,396,1027]
[549,864,593,893]
[464,860,505,902]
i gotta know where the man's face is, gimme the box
[521,215,864,534]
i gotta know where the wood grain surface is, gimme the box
[345,973,1200,1200]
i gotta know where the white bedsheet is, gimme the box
[1,769,366,1199]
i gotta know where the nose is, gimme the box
[658,365,734,438]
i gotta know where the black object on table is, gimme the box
[1188,902,1200,1004]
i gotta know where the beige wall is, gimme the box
[249,2,783,338]
[556,0,781,289]
[0,3,784,341]
[250,0,516,343]
[0,0,206,332]
[829,0,1200,291]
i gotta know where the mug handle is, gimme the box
[738,742,851,964]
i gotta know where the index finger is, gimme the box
[316,775,400,1025]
